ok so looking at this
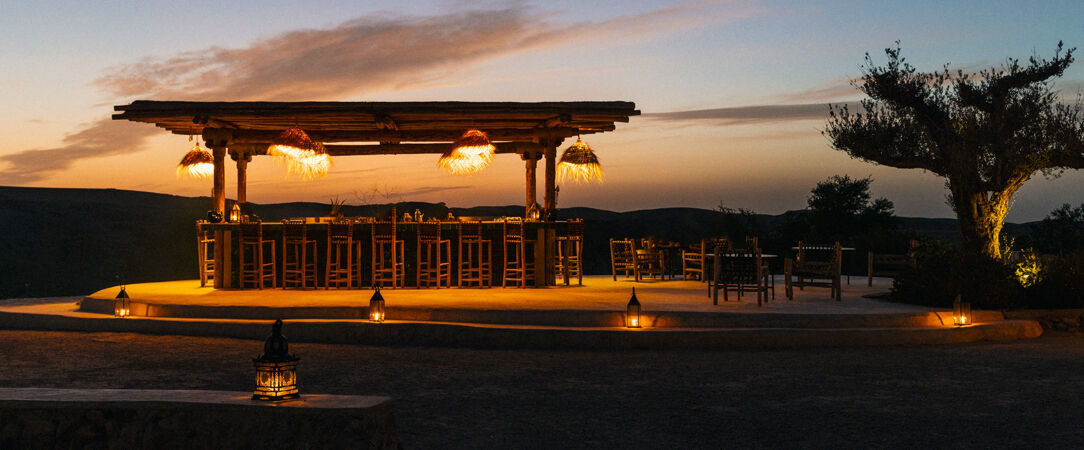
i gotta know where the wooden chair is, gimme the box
[732,237,773,299]
[684,238,730,281]
[610,238,637,280]
[325,220,358,289]
[417,221,451,288]
[238,220,276,289]
[709,247,769,306]
[196,221,214,287]
[502,220,535,288]
[458,221,492,288]
[635,239,666,281]
[281,219,318,289]
[555,219,584,285]
[681,240,706,281]
[372,220,405,288]
[785,241,842,301]
[868,241,917,286]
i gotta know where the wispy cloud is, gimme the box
[95,2,759,101]
[400,185,473,197]
[643,102,861,126]
[0,120,159,185]
[776,79,861,103]
[2,1,759,184]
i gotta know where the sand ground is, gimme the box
[0,330,1081,448]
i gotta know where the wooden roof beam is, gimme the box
[220,127,594,143]
[228,142,541,156]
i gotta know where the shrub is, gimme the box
[893,240,1084,310]
[892,239,1022,309]
[1025,251,1084,309]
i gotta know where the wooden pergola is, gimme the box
[113,100,640,216]
[113,101,639,286]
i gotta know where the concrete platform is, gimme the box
[0,275,1045,349]
[79,276,946,327]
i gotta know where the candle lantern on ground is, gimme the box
[369,289,386,323]
[952,294,971,326]
[253,319,300,401]
[626,287,641,328]
[113,286,131,318]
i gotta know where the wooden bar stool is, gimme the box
[417,221,451,288]
[196,221,215,287]
[281,219,318,289]
[371,220,405,288]
[325,220,357,289]
[502,220,535,288]
[458,221,492,288]
[555,219,584,286]
[238,220,276,289]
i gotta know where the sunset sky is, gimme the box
[1,0,1082,220]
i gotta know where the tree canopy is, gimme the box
[824,42,1084,259]
[807,175,896,241]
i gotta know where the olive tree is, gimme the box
[824,43,1084,259]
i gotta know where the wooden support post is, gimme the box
[543,142,556,214]
[233,152,250,204]
[539,138,561,286]
[212,145,226,215]
[522,151,539,215]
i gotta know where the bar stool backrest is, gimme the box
[567,219,584,238]
[503,220,524,239]
[328,221,353,242]
[459,221,483,240]
[418,221,441,241]
[239,220,263,242]
[373,220,396,239]
[282,219,306,241]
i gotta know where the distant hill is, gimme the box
[0,186,1038,298]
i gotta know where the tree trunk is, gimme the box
[950,185,1017,260]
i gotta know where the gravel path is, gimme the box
[1,330,1081,449]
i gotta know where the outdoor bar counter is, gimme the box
[203,219,569,288]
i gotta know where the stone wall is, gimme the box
[0,388,397,449]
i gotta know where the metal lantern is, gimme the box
[230,203,242,223]
[526,202,542,221]
[952,294,972,326]
[253,320,300,401]
[114,286,131,318]
[369,288,386,323]
[626,287,641,328]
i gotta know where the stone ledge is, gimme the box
[1004,309,1084,332]
[0,388,396,449]
[0,309,1043,349]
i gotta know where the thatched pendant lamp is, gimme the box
[557,137,603,183]
[176,141,214,179]
[268,126,331,180]
[438,129,495,175]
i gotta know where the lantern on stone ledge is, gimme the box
[114,286,131,318]
[369,288,386,323]
[253,319,300,401]
[952,294,971,327]
[626,287,641,328]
